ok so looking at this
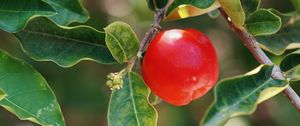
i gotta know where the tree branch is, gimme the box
[127,7,168,71]
[138,8,165,55]
[218,8,300,112]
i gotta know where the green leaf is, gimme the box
[245,9,281,36]
[15,17,116,67]
[168,0,216,13]
[0,49,65,126]
[280,49,300,71]
[104,22,140,63]
[165,1,220,21]
[147,0,169,11]
[241,0,260,15]
[218,0,246,28]
[167,0,216,16]
[108,72,157,126]
[280,49,300,81]
[269,9,297,24]
[0,0,56,32]
[43,0,89,26]
[291,0,300,13]
[256,20,300,55]
[201,65,287,126]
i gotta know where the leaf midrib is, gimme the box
[106,32,128,61]
[246,20,280,26]
[0,9,53,13]
[2,98,46,125]
[259,31,300,38]
[209,78,278,125]
[217,78,275,113]
[128,73,141,126]
[21,29,107,48]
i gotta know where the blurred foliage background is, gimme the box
[0,0,300,126]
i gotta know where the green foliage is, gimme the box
[167,0,216,15]
[256,20,300,55]
[0,49,65,126]
[269,9,296,24]
[280,49,300,81]
[15,17,116,67]
[241,0,282,36]
[280,49,300,71]
[291,0,300,13]
[245,9,281,36]
[1,0,300,126]
[108,72,157,126]
[43,0,89,25]
[241,0,260,15]
[147,0,169,11]
[104,22,140,63]
[201,65,288,126]
[0,0,56,32]
[218,0,246,28]
[0,0,89,32]
[241,0,300,55]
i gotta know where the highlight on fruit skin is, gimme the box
[142,29,219,106]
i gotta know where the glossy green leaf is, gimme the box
[201,65,287,126]
[0,0,56,32]
[246,9,281,36]
[104,22,140,63]
[165,1,220,21]
[291,0,300,13]
[0,49,65,126]
[43,0,89,25]
[269,9,297,24]
[108,72,157,126]
[241,0,260,15]
[147,0,169,11]
[280,49,300,71]
[15,17,116,67]
[280,49,300,81]
[256,20,300,55]
[218,0,245,28]
[167,0,216,15]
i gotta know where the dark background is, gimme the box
[0,0,300,126]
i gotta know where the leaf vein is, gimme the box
[128,73,140,126]
[21,30,107,48]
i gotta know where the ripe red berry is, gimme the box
[142,29,219,106]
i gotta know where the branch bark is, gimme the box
[127,7,168,71]
[138,8,165,56]
[218,8,300,112]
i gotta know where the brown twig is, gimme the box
[218,8,300,111]
[138,8,165,55]
[127,6,169,71]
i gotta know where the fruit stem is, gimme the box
[218,8,300,112]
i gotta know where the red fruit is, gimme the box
[142,29,218,106]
